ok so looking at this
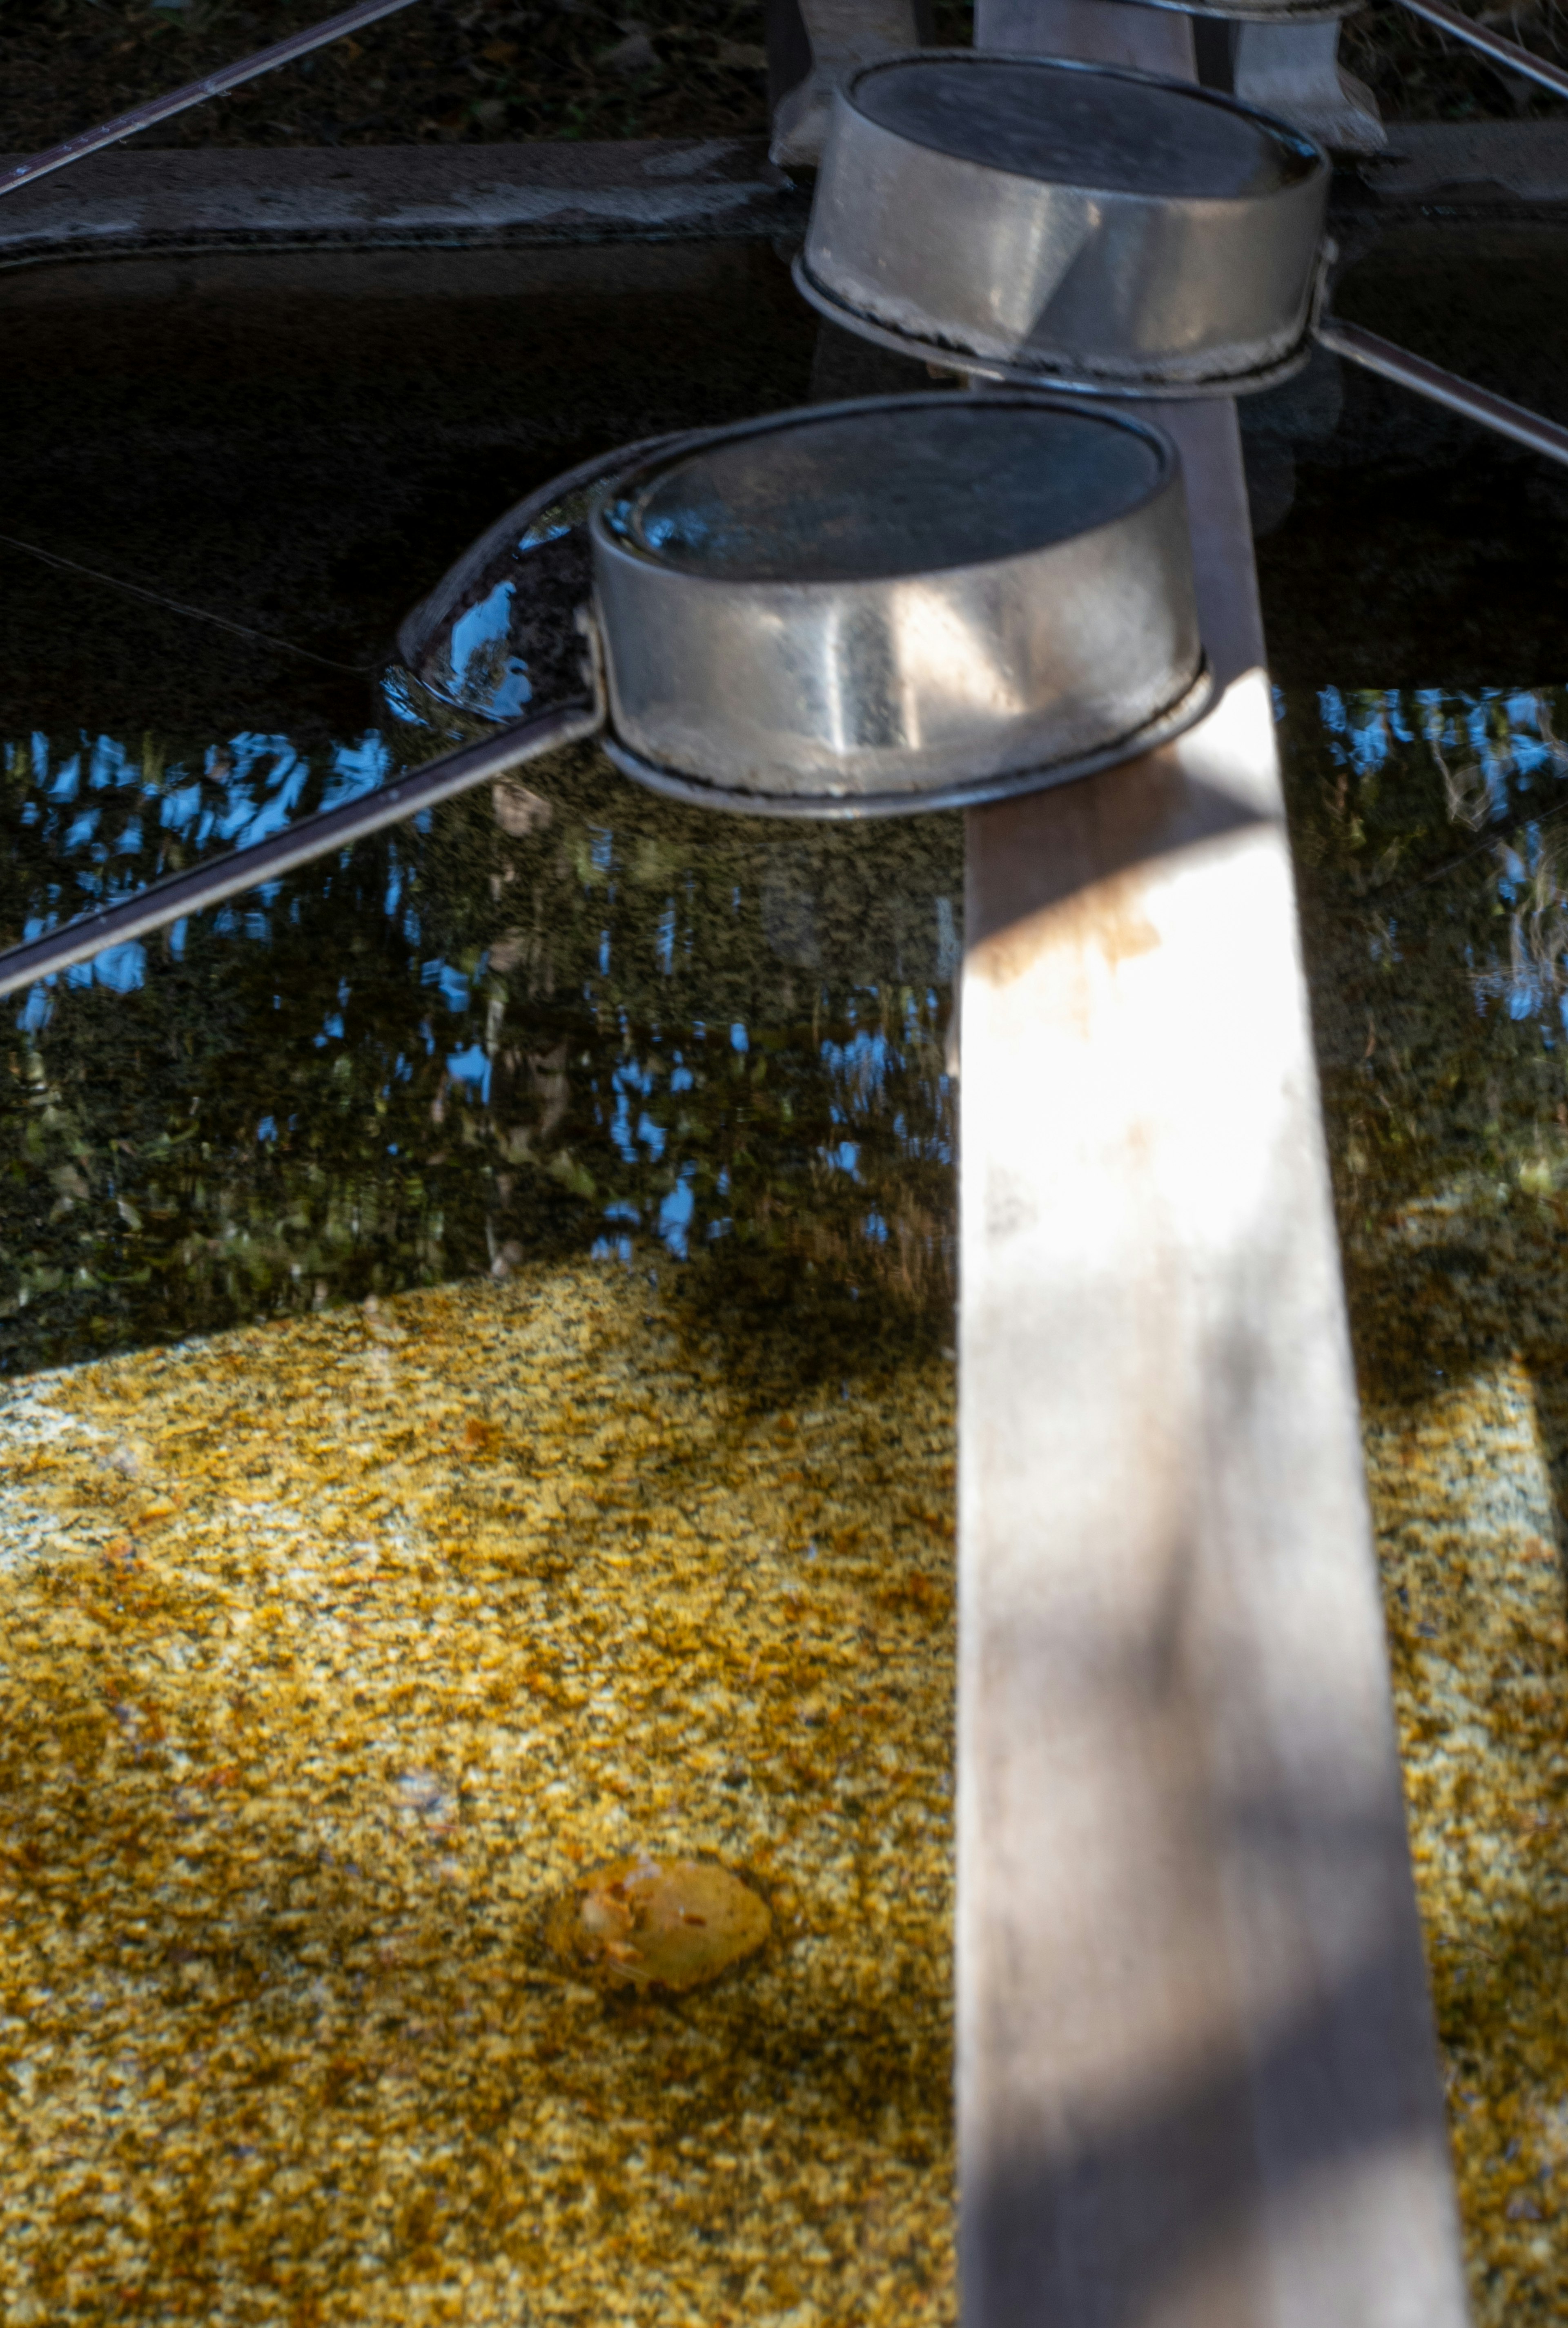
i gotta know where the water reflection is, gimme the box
[1286,682,1568,1246]
[8,727,396,1014]
[1282,680,1568,2326]
[0,714,960,1376]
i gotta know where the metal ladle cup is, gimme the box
[0,392,1214,999]
[795,52,1568,470]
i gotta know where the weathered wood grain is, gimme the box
[957,9,1472,2323]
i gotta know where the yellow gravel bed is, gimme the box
[0,1262,957,2326]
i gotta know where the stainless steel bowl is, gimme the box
[589,394,1208,814]
[797,54,1330,397]
[395,393,1210,818]
[0,385,1220,1002]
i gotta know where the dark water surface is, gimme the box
[0,244,958,1381]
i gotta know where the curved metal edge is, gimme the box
[590,384,1187,579]
[792,255,1316,402]
[599,662,1215,822]
[1117,0,1359,18]
[840,49,1331,164]
[395,428,709,676]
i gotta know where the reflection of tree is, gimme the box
[1286,690,1568,2328]
[1281,684,1568,1394]
[0,724,960,1376]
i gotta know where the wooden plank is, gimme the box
[0,141,802,278]
[956,11,1472,2324]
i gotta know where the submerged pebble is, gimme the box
[545,1854,772,1992]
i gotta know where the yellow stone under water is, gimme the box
[0,1262,959,2323]
[546,1854,772,1991]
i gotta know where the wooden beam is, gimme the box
[956,11,1470,2324]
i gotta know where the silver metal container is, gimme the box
[0,390,1215,995]
[589,395,1207,813]
[798,54,1330,396]
[401,393,1211,818]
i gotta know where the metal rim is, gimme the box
[600,662,1215,821]
[395,427,707,678]
[840,51,1329,182]
[792,253,1316,403]
[589,384,1186,571]
[1119,0,1359,18]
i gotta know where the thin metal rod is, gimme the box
[1319,315,1568,468]
[0,702,599,1002]
[0,531,367,673]
[1,0,425,203]
[1390,0,1568,103]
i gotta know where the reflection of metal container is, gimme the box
[587,395,1207,814]
[797,54,1330,397]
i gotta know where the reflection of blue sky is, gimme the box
[659,1167,696,1258]
[609,1061,667,1164]
[446,582,532,720]
[24,727,391,860]
[422,959,474,1013]
[1319,686,1565,825]
[575,982,950,1264]
[29,684,1568,1293]
[11,727,396,1012]
[821,1026,891,1100]
[517,513,572,553]
[445,1045,493,1103]
[321,735,392,811]
[9,726,958,1278]
[80,943,146,995]
[1319,687,1568,1035]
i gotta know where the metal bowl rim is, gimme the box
[588,387,1187,591]
[600,661,1216,821]
[1122,0,1359,18]
[791,255,1318,401]
[838,50,1329,197]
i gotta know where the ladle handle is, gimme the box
[1390,0,1568,103]
[1317,315,1568,471]
[0,0,424,201]
[0,701,600,1004]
